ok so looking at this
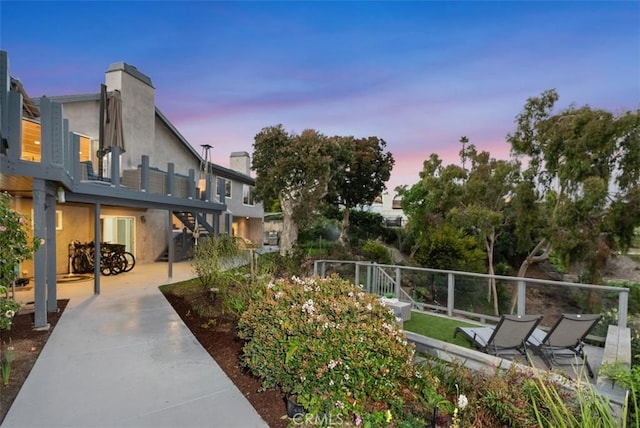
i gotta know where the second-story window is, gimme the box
[243,184,255,206]
[218,178,232,199]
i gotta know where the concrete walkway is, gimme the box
[2,261,268,428]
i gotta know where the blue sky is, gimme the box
[1,1,638,191]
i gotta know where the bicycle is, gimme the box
[70,241,135,275]
[101,243,135,275]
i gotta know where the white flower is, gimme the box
[267,282,275,289]
[344,373,350,381]
[457,394,468,410]
[301,299,315,314]
[5,310,15,318]
[366,303,373,311]
[335,400,345,409]
[328,359,339,369]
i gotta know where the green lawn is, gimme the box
[403,311,480,348]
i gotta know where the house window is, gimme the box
[31,210,62,230]
[21,119,41,161]
[218,179,231,199]
[243,184,255,206]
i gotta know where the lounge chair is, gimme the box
[454,314,543,360]
[526,313,602,378]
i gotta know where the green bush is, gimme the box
[298,217,340,244]
[237,275,446,424]
[191,234,242,290]
[0,192,40,331]
[362,240,392,264]
[348,210,386,242]
[413,225,485,272]
[599,362,639,427]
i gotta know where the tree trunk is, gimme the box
[509,238,551,314]
[279,198,298,256]
[338,206,351,245]
[486,235,499,316]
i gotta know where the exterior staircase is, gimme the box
[155,211,214,261]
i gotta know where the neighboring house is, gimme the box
[359,191,407,227]
[0,51,263,327]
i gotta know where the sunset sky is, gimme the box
[1,1,638,191]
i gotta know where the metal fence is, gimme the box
[313,260,630,339]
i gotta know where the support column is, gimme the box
[93,202,101,295]
[46,192,57,312]
[168,210,174,279]
[32,179,48,329]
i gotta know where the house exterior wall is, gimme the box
[59,100,101,139]
[153,121,199,174]
[360,192,407,226]
[105,63,156,171]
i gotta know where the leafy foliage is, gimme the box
[426,358,605,428]
[326,136,395,243]
[237,275,445,424]
[191,234,242,290]
[361,240,392,265]
[252,125,340,255]
[0,192,40,330]
[507,89,640,283]
[412,225,485,272]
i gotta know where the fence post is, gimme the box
[321,261,326,278]
[447,273,454,317]
[517,280,526,316]
[395,267,401,299]
[355,263,360,287]
[313,261,318,276]
[366,263,372,294]
[618,290,628,329]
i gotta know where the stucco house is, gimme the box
[0,51,263,327]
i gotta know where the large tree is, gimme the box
[506,89,640,310]
[401,139,520,315]
[252,125,340,255]
[328,136,395,244]
[447,141,522,315]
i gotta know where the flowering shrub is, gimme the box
[237,275,446,424]
[0,192,40,330]
[0,286,21,330]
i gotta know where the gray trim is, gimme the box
[211,163,255,185]
[34,93,100,104]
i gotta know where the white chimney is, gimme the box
[230,151,251,175]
